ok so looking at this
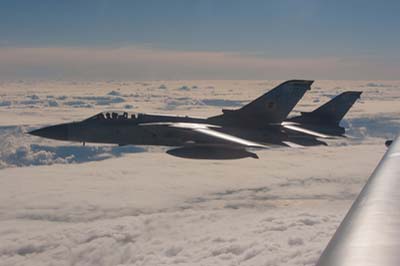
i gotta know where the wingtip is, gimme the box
[385,140,393,148]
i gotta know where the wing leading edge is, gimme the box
[140,122,268,148]
[139,122,268,159]
[316,136,400,266]
[281,121,337,139]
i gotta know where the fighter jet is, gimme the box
[28,80,358,159]
[282,91,362,140]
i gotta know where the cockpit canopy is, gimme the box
[84,111,202,123]
[85,111,137,121]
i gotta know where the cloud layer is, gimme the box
[0,80,399,266]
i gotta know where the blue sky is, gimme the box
[0,0,399,80]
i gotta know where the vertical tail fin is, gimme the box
[304,91,362,124]
[217,80,312,126]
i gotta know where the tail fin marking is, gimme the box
[225,80,313,124]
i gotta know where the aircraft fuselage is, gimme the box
[30,112,289,147]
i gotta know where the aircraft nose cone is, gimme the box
[29,124,69,140]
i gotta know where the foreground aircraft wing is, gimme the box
[316,136,400,266]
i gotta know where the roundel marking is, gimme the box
[266,101,276,109]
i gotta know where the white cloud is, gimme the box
[0,80,399,265]
[0,126,145,169]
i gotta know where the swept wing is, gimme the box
[140,122,268,148]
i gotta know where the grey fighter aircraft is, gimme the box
[281,91,362,145]
[28,80,360,159]
[283,91,362,137]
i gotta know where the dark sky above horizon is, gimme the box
[1,0,399,80]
